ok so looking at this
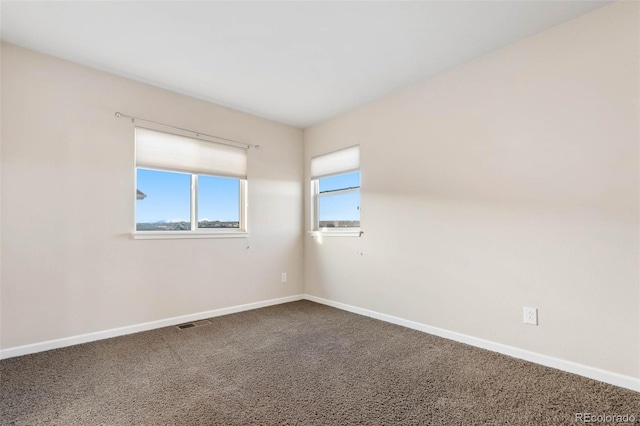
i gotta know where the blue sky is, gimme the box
[136,168,239,223]
[318,171,360,221]
[136,168,360,223]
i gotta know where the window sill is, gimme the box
[307,230,362,238]
[132,231,248,240]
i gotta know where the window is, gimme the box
[134,127,247,235]
[317,171,360,228]
[311,145,360,233]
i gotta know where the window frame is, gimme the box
[310,170,361,237]
[133,166,248,240]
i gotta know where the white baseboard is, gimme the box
[0,294,304,360]
[2,293,637,393]
[303,294,640,393]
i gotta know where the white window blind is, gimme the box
[311,145,360,179]
[135,127,247,179]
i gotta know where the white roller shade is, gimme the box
[135,127,247,179]
[311,145,360,179]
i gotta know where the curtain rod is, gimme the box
[115,112,260,150]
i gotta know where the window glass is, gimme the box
[318,192,360,228]
[136,168,191,231]
[197,175,240,229]
[317,170,360,229]
[319,171,360,193]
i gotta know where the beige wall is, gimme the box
[1,43,304,348]
[304,2,639,378]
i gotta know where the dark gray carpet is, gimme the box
[1,301,638,425]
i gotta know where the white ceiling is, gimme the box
[1,1,611,128]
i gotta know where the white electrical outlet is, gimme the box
[281,272,287,283]
[523,307,538,325]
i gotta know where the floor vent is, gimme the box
[176,319,212,330]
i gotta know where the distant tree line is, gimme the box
[136,221,239,231]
